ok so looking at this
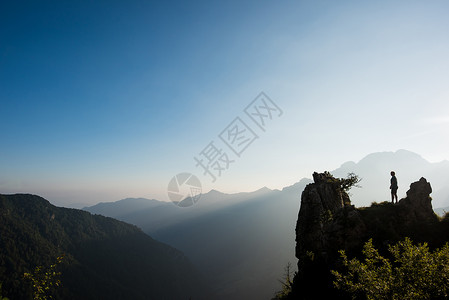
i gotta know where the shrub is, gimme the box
[332,238,449,299]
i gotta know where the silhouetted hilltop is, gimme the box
[288,172,449,299]
[0,194,204,300]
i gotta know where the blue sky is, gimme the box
[1,0,449,206]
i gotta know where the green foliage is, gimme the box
[332,238,449,299]
[273,262,295,300]
[23,255,64,300]
[332,239,392,299]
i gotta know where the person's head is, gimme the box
[391,171,395,176]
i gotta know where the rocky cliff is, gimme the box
[291,172,442,299]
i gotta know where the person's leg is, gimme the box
[392,189,398,203]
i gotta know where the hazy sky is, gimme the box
[1,0,449,206]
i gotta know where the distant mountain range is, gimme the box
[0,194,204,300]
[83,149,449,299]
[85,182,311,300]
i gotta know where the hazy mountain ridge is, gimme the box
[86,197,165,218]
[85,184,309,300]
[0,194,204,300]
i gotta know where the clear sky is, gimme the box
[1,0,449,206]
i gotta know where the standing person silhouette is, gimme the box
[390,171,398,203]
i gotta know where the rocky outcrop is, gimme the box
[295,172,364,265]
[292,172,438,299]
[398,177,434,222]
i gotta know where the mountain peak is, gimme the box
[358,149,427,165]
[254,186,272,193]
[205,189,226,196]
